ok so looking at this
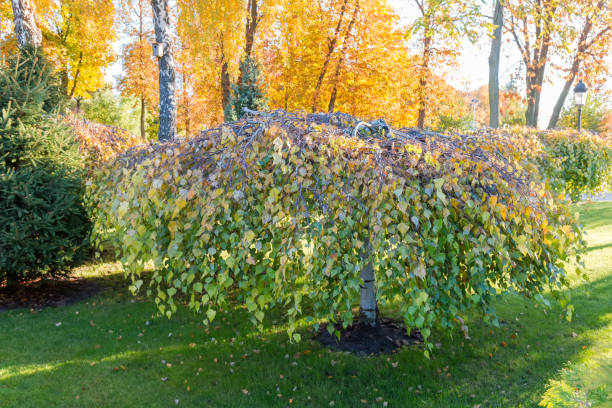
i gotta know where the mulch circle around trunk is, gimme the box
[0,277,102,311]
[314,317,423,356]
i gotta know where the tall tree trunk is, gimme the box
[68,51,83,98]
[328,0,359,113]
[488,0,503,128]
[182,69,190,135]
[359,237,378,327]
[151,0,176,141]
[239,0,260,86]
[417,35,431,129]
[311,0,349,113]
[221,58,231,121]
[140,96,146,139]
[11,0,42,48]
[524,53,549,128]
[244,0,259,58]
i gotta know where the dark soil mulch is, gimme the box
[0,277,102,311]
[314,317,423,356]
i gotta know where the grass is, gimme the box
[1,202,611,408]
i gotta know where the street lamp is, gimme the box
[573,80,588,131]
[470,98,479,130]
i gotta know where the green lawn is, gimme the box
[1,202,611,408]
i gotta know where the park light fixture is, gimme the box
[470,98,479,130]
[573,80,587,131]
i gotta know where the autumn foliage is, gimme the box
[64,117,143,163]
[86,110,585,353]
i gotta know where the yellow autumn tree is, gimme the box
[178,0,245,126]
[33,0,116,98]
[262,0,453,127]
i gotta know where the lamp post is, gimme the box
[470,98,479,130]
[573,80,587,132]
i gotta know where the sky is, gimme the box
[106,0,611,129]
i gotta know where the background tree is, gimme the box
[151,0,176,141]
[488,0,503,128]
[547,0,612,129]
[407,0,482,129]
[505,0,575,127]
[10,0,41,48]
[82,88,141,135]
[35,0,116,99]
[178,0,245,124]
[263,0,427,126]
[118,0,159,139]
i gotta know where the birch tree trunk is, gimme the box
[11,0,42,49]
[151,0,176,141]
[359,238,378,327]
[488,0,503,128]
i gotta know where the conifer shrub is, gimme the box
[0,47,90,287]
[225,56,267,121]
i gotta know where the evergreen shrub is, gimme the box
[0,47,90,286]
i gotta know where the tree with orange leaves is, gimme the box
[547,0,612,129]
[118,0,159,139]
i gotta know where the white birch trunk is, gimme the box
[151,0,176,141]
[11,0,42,48]
[359,239,378,327]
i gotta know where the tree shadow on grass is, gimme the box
[1,267,611,407]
